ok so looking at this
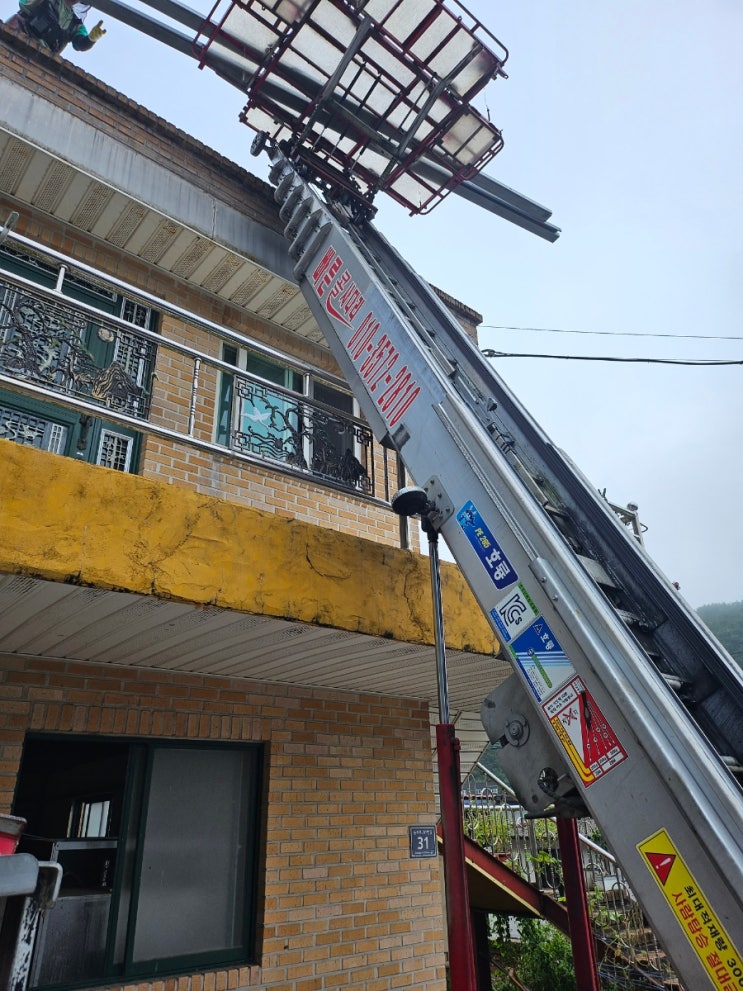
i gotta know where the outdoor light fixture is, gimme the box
[390,485,430,520]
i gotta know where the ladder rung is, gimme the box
[722,755,743,775]
[577,554,618,590]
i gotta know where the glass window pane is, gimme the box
[131,748,254,961]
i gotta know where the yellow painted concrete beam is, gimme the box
[0,442,502,656]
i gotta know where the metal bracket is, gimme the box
[423,476,455,529]
[481,674,587,818]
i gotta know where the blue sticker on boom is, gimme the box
[510,618,575,703]
[456,500,518,590]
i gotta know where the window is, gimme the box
[14,736,264,987]
[96,429,134,472]
[238,352,304,464]
[0,402,69,453]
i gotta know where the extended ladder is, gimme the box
[264,145,743,991]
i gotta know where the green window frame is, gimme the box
[14,734,265,988]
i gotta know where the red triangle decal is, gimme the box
[646,851,675,886]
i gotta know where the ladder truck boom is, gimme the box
[265,145,743,991]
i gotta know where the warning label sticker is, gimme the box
[638,828,743,990]
[542,676,627,785]
[509,617,575,702]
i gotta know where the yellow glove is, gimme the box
[88,20,106,42]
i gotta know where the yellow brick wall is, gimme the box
[0,656,447,991]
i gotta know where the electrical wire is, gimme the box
[482,325,743,341]
[480,350,742,366]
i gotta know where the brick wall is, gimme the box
[0,655,447,991]
[0,200,410,548]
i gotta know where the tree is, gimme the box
[697,600,743,666]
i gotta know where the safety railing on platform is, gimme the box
[462,763,682,989]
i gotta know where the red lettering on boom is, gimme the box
[332,271,421,428]
[360,334,397,388]
[311,247,337,289]
[377,366,421,426]
[315,254,343,298]
[339,283,365,322]
[347,313,379,360]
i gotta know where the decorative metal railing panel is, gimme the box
[233,376,374,496]
[0,402,69,453]
[0,279,154,418]
[0,262,387,500]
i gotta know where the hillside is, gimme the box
[697,600,743,666]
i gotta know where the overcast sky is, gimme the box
[54,0,743,608]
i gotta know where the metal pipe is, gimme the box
[425,521,476,991]
[556,817,601,991]
[426,523,450,726]
[188,357,201,435]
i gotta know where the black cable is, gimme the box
[482,325,743,342]
[481,350,742,366]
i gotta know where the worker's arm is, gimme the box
[70,17,104,50]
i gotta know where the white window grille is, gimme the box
[113,300,155,415]
[119,298,151,331]
[96,429,133,472]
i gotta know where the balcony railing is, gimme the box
[0,277,154,419]
[233,376,375,496]
[0,249,391,501]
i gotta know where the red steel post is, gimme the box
[437,722,477,991]
[556,817,601,991]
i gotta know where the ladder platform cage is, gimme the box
[193,0,509,214]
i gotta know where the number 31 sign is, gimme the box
[409,825,438,859]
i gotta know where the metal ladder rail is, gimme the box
[346,217,743,778]
[268,150,743,989]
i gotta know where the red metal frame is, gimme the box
[556,817,602,991]
[192,0,508,214]
[437,722,477,991]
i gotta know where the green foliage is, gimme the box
[697,600,743,665]
[490,917,576,991]
[466,807,514,854]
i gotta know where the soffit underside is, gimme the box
[0,128,325,345]
[0,573,511,773]
[0,573,509,711]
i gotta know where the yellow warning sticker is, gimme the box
[638,828,743,990]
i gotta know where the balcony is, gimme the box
[0,243,388,501]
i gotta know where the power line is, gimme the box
[482,324,743,342]
[481,350,743,366]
